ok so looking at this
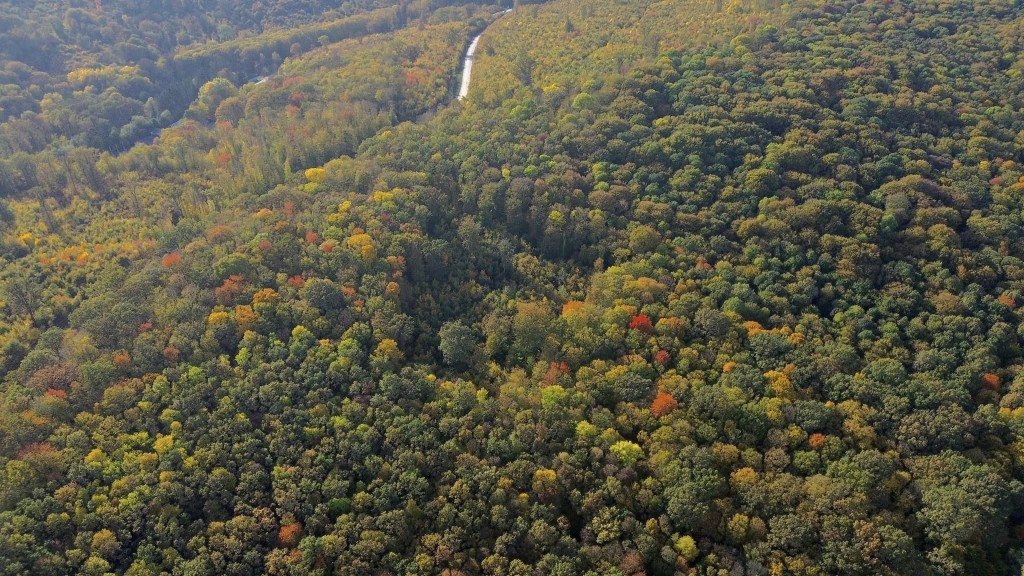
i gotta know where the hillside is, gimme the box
[3,0,1024,575]
[0,0,483,156]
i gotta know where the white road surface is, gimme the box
[457,9,512,101]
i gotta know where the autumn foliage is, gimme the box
[650,392,678,417]
[112,352,131,371]
[562,300,585,316]
[628,314,654,334]
[277,522,302,547]
[215,275,248,305]
[161,252,182,267]
[543,361,570,384]
[1,0,1023,574]
[808,433,827,450]
[162,346,181,364]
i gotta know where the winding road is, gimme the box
[144,9,508,150]
[457,9,512,100]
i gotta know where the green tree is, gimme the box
[437,320,476,368]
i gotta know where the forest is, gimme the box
[2,0,1024,574]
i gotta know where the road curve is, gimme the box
[457,9,512,101]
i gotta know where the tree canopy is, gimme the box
[2,0,1024,574]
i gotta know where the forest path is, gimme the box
[457,9,512,100]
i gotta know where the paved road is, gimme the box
[457,9,512,100]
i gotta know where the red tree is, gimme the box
[651,392,678,417]
[628,314,654,334]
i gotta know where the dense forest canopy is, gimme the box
[0,0,485,155]
[3,0,1024,574]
